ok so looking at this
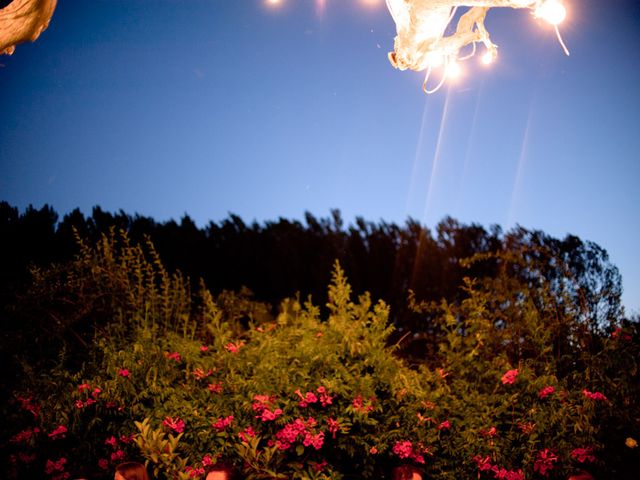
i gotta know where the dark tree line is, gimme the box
[0,201,625,344]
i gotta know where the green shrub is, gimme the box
[2,233,638,479]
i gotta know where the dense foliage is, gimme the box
[0,202,624,344]
[1,230,638,479]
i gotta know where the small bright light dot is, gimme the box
[446,60,462,79]
[481,51,495,65]
[266,0,282,6]
[536,0,567,25]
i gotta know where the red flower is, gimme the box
[77,383,91,392]
[212,415,234,431]
[45,457,67,474]
[224,342,243,354]
[163,416,185,433]
[369,446,378,454]
[193,368,213,380]
[481,426,497,438]
[501,369,519,385]
[582,389,607,401]
[118,368,130,378]
[438,420,451,430]
[200,345,209,352]
[208,381,223,394]
[392,440,414,459]
[105,436,117,448]
[98,459,109,470]
[326,417,340,438]
[317,386,333,407]
[258,407,283,422]
[238,426,256,442]
[48,425,68,439]
[571,447,596,463]
[534,448,558,476]
[295,389,318,407]
[303,431,325,450]
[539,386,555,399]
[10,427,39,443]
[518,422,535,434]
[353,395,374,414]
[164,351,181,362]
[75,400,84,409]
[110,450,125,462]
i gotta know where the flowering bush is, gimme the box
[1,232,638,479]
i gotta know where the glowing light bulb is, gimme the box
[481,50,496,65]
[536,0,566,25]
[446,60,462,79]
[424,51,445,69]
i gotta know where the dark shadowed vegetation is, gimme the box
[0,202,637,479]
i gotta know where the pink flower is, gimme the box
[518,422,535,434]
[75,400,84,409]
[201,454,214,467]
[539,386,555,399]
[212,415,234,431]
[317,386,333,407]
[77,383,91,392]
[353,395,374,414]
[583,389,608,401]
[200,345,209,352]
[16,395,40,418]
[534,448,558,476]
[98,459,109,470]
[481,426,497,438]
[119,434,135,444]
[208,381,223,394]
[91,387,101,398]
[164,351,181,362]
[571,447,596,463]
[327,417,340,438]
[225,342,243,354]
[110,450,125,462]
[10,427,39,443]
[105,436,117,448]
[258,407,283,422]
[45,457,67,474]
[163,416,185,433]
[238,426,256,442]
[185,466,205,478]
[501,369,519,385]
[303,431,325,450]
[392,440,414,459]
[118,368,130,378]
[438,420,451,430]
[369,446,378,454]
[473,455,493,472]
[295,389,318,407]
[48,425,68,439]
[193,368,213,380]
[84,398,96,406]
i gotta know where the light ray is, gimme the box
[422,86,452,224]
[507,101,534,228]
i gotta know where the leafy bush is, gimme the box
[1,232,638,479]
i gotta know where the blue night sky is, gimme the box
[1,0,639,314]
